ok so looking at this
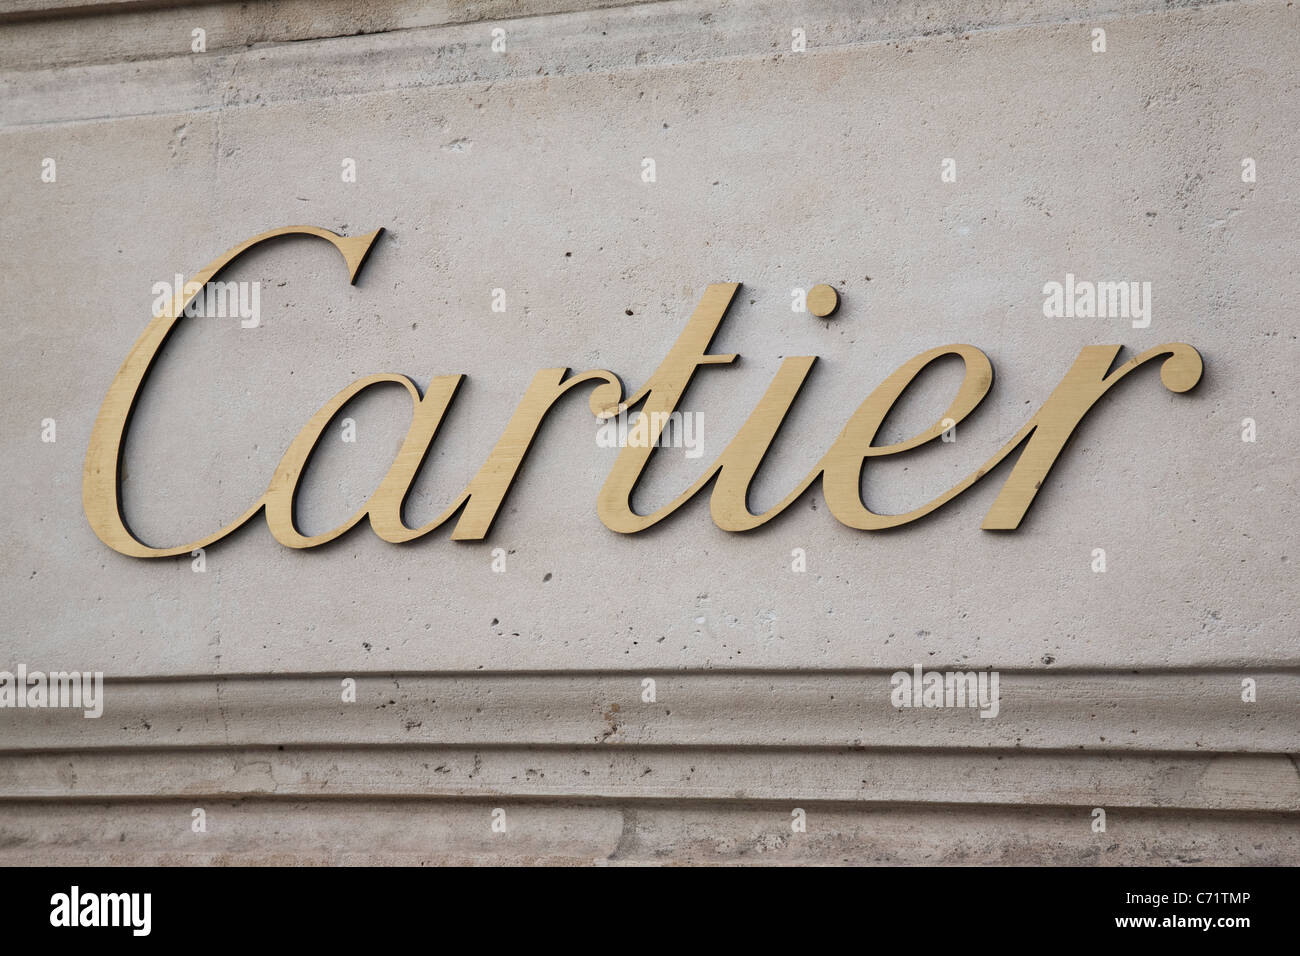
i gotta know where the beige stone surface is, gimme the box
[1,0,1297,863]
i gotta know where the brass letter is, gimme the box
[597,284,739,533]
[370,368,623,542]
[264,374,420,548]
[820,345,994,529]
[817,342,1201,531]
[980,343,1202,528]
[83,225,382,557]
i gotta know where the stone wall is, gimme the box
[1,0,1297,863]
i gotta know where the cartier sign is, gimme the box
[83,225,1204,558]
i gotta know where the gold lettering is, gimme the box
[85,225,1204,557]
[814,343,1203,530]
[366,374,463,543]
[820,345,994,529]
[979,343,1202,529]
[369,368,623,542]
[596,283,739,533]
[83,225,382,558]
[265,374,419,548]
[708,356,819,531]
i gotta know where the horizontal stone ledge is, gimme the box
[0,0,1240,123]
[0,797,1295,865]
[0,0,641,72]
[2,671,1295,753]
[3,747,1297,811]
[0,0,630,22]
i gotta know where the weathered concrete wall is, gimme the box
[1,0,1297,863]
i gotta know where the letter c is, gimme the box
[82,225,383,557]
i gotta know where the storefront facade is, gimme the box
[2,0,1297,863]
